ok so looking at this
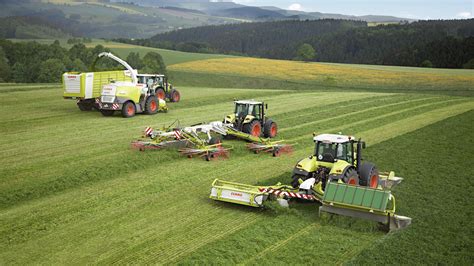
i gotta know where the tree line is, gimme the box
[121,19,474,68]
[0,39,167,83]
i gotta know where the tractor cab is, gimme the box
[313,134,358,165]
[234,100,264,120]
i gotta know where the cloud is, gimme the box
[457,12,472,18]
[288,3,303,11]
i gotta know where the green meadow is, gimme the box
[0,46,473,264]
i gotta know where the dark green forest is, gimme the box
[0,39,166,83]
[123,19,474,68]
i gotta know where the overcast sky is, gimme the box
[231,0,474,19]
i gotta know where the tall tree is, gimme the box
[141,52,167,75]
[126,52,143,69]
[0,47,10,82]
[37,59,66,83]
[295,43,316,62]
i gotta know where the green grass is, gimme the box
[0,81,473,264]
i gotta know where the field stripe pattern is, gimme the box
[0,85,473,264]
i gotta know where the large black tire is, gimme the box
[155,88,165,100]
[170,89,181,102]
[342,168,360,186]
[359,162,380,188]
[291,174,308,188]
[145,95,158,115]
[243,120,262,137]
[100,109,115,117]
[121,101,136,118]
[263,119,278,138]
[77,101,93,111]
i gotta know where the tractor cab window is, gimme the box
[337,142,353,164]
[252,105,261,119]
[316,142,337,162]
[146,78,154,88]
[316,142,353,163]
[156,77,163,86]
[235,104,249,117]
[138,76,146,84]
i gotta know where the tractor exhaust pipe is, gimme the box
[356,139,362,171]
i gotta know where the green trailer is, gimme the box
[319,182,411,231]
[62,70,133,111]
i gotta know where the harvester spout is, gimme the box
[92,52,138,84]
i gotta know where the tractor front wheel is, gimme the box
[170,89,181,102]
[243,120,262,137]
[145,95,158,114]
[156,88,166,100]
[264,119,278,138]
[121,101,136,118]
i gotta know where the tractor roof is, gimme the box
[137,74,165,77]
[234,100,262,105]
[313,134,354,144]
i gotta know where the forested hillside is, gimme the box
[0,39,166,83]
[129,19,474,68]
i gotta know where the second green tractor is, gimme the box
[224,100,278,138]
[292,134,380,192]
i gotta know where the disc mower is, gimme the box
[209,134,412,231]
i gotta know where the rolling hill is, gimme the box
[0,0,413,39]
[0,0,241,39]
[137,19,474,69]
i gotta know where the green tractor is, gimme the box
[224,100,278,138]
[139,74,180,103]
[291,134,380,193]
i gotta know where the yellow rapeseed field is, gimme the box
[170,57,474,90]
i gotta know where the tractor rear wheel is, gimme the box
[77,101,93,111]
[243,120,262,137]
[170,89,181,102]
[100,109,114,117]
[145,95,158,114]
[343,168,360,186]
[291,174,307,188]
[155,88,165,100]
[359,162,380,188]
[121,101,136,118]
[264,119,278,138]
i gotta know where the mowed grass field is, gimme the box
[0,77,473,264]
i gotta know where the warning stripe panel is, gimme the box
[144,127,154,136]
